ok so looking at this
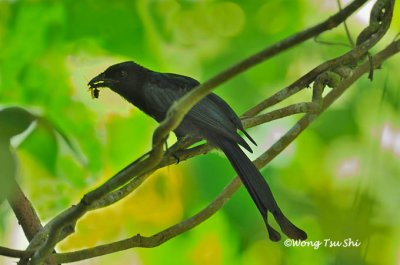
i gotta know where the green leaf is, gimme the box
[39,116,87,166]
[0,107,35,204]
[0,140,16,205]
[0,106,35,140]
[18,120,58,175]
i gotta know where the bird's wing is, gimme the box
[143,72,252,151]
[161,73,256,145]
[207,93,256,146]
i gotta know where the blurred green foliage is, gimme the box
[1,1,400,265]
[0,107,34,205]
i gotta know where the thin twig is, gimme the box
[242,102,318,128]
[337,0,355,47]
[313,35,352,48]
[0,247,33,259]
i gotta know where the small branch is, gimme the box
[7,182,58,265]
[337,0,355,47]
[8,182,43,241]
[0,246,33,259]
[242,102,318,128]
[89,171,153,210]
[55,178,242,263]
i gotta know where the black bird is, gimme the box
[88,61,306,241]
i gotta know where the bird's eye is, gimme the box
[120,70,128,78]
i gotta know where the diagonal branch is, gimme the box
[0,247,33,259]
[7,182,58,265]
[8,182,43,242]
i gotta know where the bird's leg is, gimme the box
[172,154,180,164]
[165,135,199,164]
[163,140,181,164]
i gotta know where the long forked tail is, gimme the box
[214,137,307,241]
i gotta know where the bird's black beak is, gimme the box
[88,72,120,99]
[88,73,118,89]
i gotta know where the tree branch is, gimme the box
[8,182,43,242]
[7,182,58,265]
[17,17,399,265]
[0,247,33,259]
[26,0,389,263]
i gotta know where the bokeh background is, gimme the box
[1,0,400,264]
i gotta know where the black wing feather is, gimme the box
[143,72,254,151]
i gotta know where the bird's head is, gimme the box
[88,61,146,99]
